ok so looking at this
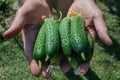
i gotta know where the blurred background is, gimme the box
[0,0,120,80]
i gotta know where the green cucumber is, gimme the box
[81,32,93,61]
[70,15,87,53]
[68,54,79,69]
[49,20,61,64]
[33,23,46,60]
[59,17,71,56]
[45,18,59,56]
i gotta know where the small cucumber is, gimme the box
[81,32,94,61]
[49,20,61,64]
[33,23,46,60]
[59,17,71,56]
[45,18,59,56]
[71,15,87,53]
[68,54,79,70]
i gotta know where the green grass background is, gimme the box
[0,0,120,80]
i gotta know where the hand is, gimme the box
[68,0,112,44]
[57,0,112,75]
[3,0,52,78]
[67,0,113,74]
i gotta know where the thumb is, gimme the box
[3,10,25,39]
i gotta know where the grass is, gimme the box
[0,0,120,80]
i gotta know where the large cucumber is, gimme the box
[81,32,94,61]
[59,17,71,56]
[70,15,87,53]
[45,18,59,56]
[33,23,46,60]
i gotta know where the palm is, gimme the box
[21,0,52,24]
[21,0,52,77]
[68,0,98,40]
[21,0,52,62]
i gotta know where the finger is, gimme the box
[3,10,25,39]
[80,61,90,75]
[61,62,72,73]
[22,24,41,77]
[42,62,51,79]
[93,13,112,45]
[30,59,42,77]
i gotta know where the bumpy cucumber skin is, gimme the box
[59,17,71,56]
[45,18,59,55]
[33,23,46,60]
[71,15,87,53]
[82,32,93,61]
[49,20,61,64]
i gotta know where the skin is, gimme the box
[3,0,112,78]
[62,0,113,74]
[4,0,52,78]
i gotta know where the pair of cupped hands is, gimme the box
[3,0,112,78]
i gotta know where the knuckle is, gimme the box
[98,28,108,36]
[104,27,108,33]
[94,11,103,18]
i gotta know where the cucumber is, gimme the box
[68,54,79,70]
[45,18,59,56]
[70,15,87,53]
[59,17,71,56]
[48,20,61,64]
[81,32,94,61]
[33,23,46,60]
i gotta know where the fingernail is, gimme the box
[107,39,113,45]
[106,36,113,45]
